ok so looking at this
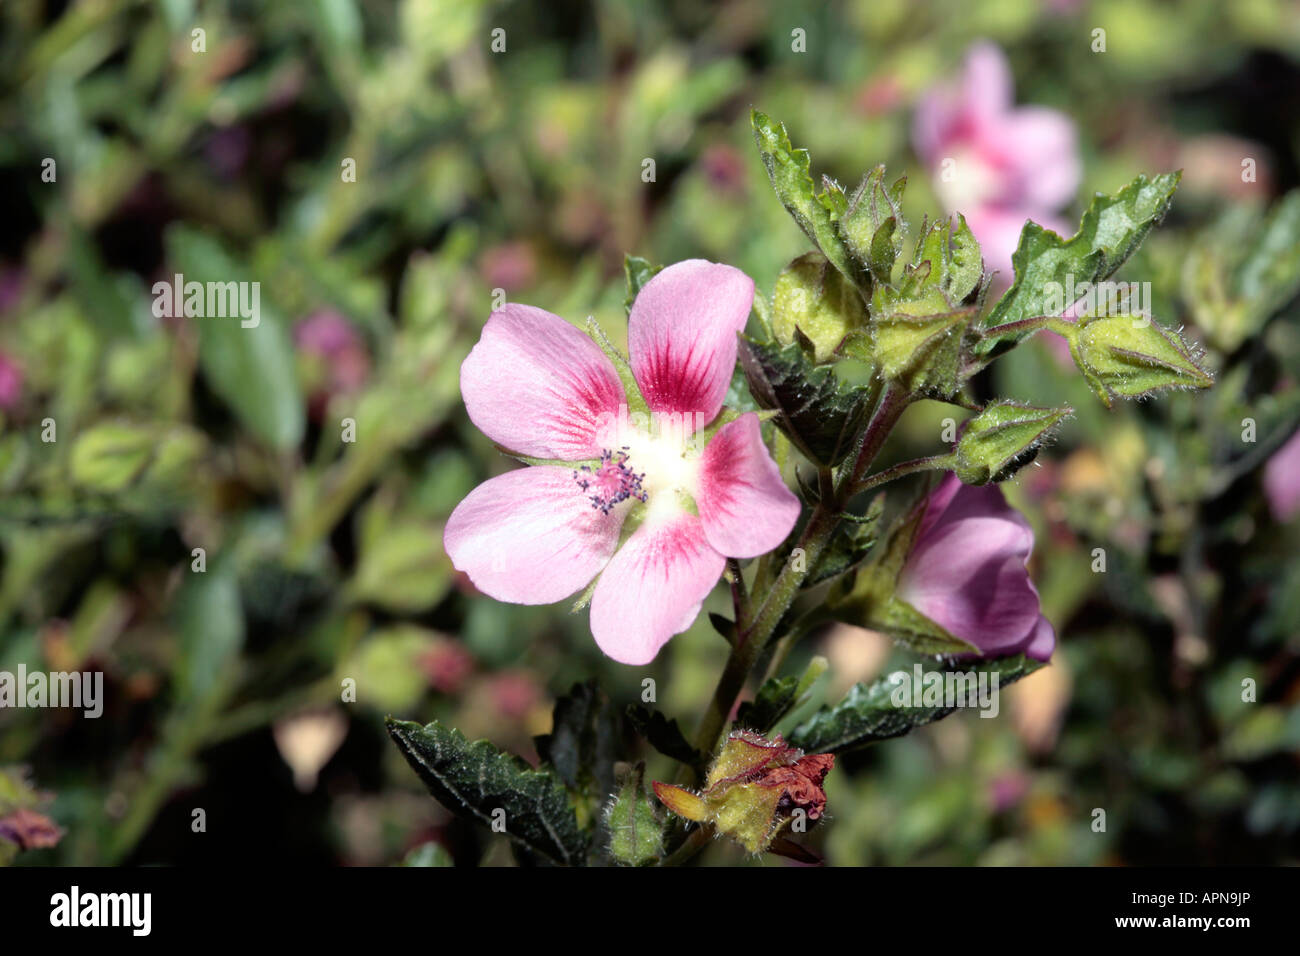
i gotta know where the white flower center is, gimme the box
[578,410,705,525]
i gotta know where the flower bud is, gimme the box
[69,424,152,493]
[69,423,206,495]
[869,282,974,397]
[955,401,1070,485]
[771,252,868,363]
[1069,315,1212,407]
[605,764,664,866]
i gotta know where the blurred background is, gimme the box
[1,0,1299,866]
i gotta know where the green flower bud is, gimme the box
[868,281,974,397]
[69,424,155,493]
[955,401,1071,485]
[1066,315,1213,407]
[839,164,906,283]
[605,765,663,867]
[70,423,206,496]
[771,252,868,363]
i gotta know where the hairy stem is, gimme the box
[689,385,909,765]
[852,453,954,497]
[689,498,838,765]
[670,384,910,865]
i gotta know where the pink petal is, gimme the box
[961,207,1029,282]
[965,207,1075,284]
[460,304,626,460]
[1264,429,1300,522]
[589,513,726,665]
[444,466,622,604]
[913,43,1011,165]
[997,107,1081,210]
[912,88,959,166]
[899,476,1043,655]
[962,42,1014,124]
[628,259,754,423]
[696,413,800,558]
[1025,616,1056,661]
[900,516,1042,653]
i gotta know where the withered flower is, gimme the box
[653,730,834,855]
[0,807,64,852]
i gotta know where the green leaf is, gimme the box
[68,423,154,493]
[534,681,625,826]
[68,423,206,499]
[623,254,663,315]
[840,165,907,284]
[386,718,590,866]
[771,252,869,363]
[751,110,855,282]
[737,335,871,467]
[804,495,883,587]
[954,401,1071,485]
[344,625,439,713]
[173,565,245,709]
[604,763,664,866]
[738,677,799,731]
[911,215,983,303]
[626,704,706,770]
[790,654,1044,754]
[736,656,827,732]
[349,524,452,612]
[167,226,305,450]
[1185,190,1300,352]
[980,172,1182,354]
[1236,190,1300,310]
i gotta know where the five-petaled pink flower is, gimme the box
[913,42,1081,281]
[898,473,1055,661]
[444,260,800,665]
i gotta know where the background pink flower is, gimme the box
[294,310,370,419]
[913,42,1081,281]
[1263,429,1300,523]
[0,352,23,411]
[898,473,1055,660]
[444,260,800,666]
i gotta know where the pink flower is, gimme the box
[1263,429,1300,523]
[988,771,1029,812]
[444,260,800,665]
[0,352,23,411]
[420,638,475,694]
[898,473,1055,661]
[294,310,370,419]
[485,670,542,720]
[913,42,1081,280]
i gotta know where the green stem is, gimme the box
[838,385,910,500]
[690,500,838,764]
[689,385,909,765]
[670,384,911,866]
[659,824,714,866]
[979,314,1054,342]
[852,453,954,497]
